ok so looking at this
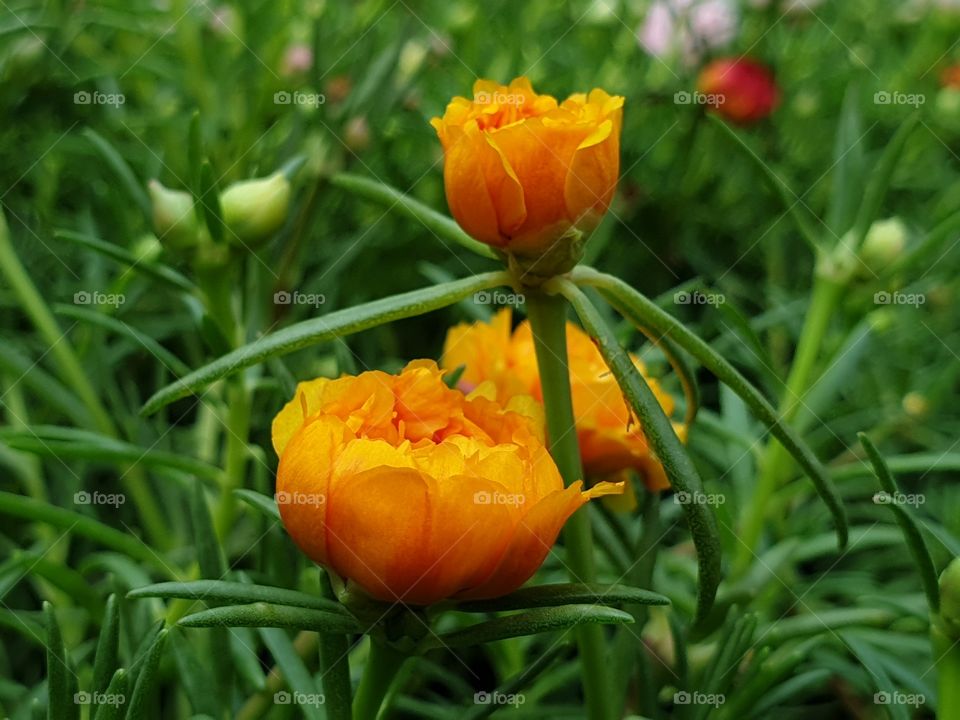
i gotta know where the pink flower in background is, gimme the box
[282,44,314,76]
[638,0,738,65]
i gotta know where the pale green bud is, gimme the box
[860,217,907,273]
[148,180,199,250]
[220,172,291,246]
[941,557,960,638]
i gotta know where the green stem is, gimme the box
[934,624,960,719]
[525,289,612,720]
[352,638,407,720]
[319,571,352,720]
[735,276,844,574]
[215,377,251,538]
[0,210,170,549]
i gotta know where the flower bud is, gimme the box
[860,217,906,273]
[940,557,960,639]
[148,180,200,250]
[220,172,291,246]
[697,57,779,125]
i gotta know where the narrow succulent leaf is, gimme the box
[129,580,350,615]
[178,603,362,634]
[126,629,169,719]
[91,595,121,698]
[233,489,281,521]
[455,583,669,613]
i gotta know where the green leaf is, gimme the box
[45,602,78,720]
[92,595,121,698]
[197,160,225,243]
[54,230,196,293]
[129,580,350,615]
[259,628,324,720]
[555,279,721,629]
[0,345,91,427]
[0,426,223,482]
[83,127,151,220]
[429,605,633,649]
[91,669,128,720]
[841,632,910,720]
[850,113,920,249]
[826,85,865,235]
[190,482,225,579]
[330,173,498,260]
[455,583,669,613]
[233,488,281,521]
[574,266,848,551]
[142,271,510,414]
[460,644,570,720]
[55,304,192,376]
[707,115,821,252]
[0,491,172,572]
[126,629,169,719]
[178,603,362,634]
[858,433,940,613]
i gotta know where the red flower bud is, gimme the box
[697,58,779,125]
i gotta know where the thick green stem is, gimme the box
[525,289,612,720]
[0,210,169,548]
[735,276,844,573]
[319,571,352,720]
[352,638,407,720]
[934,625,960,720]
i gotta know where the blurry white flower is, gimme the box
[282,44,314,76]
[638,0,737,65]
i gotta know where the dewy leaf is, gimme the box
[555,279,721,629]
[126,629,169,719]
[858,433,941,613]
[429,605,633,649]
[142,271,511,414]
[91,594,121,698]
[129,580,351,616]
[178,603,362,634]
[573,267,848,551]
[455,583,669,613]
[45,602,78,720]
[330,173,499,260]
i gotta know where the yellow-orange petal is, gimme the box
[271,377,331,455]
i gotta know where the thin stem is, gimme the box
[525,289,612,720]
[318,571,352,720]
[934,624,960,720]
[352,638,407,720]
[215,376,251,538]
[735,275,844,574]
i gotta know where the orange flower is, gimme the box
[430,77,623,272]
[442,310,683,492]
[272,360,620,605]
